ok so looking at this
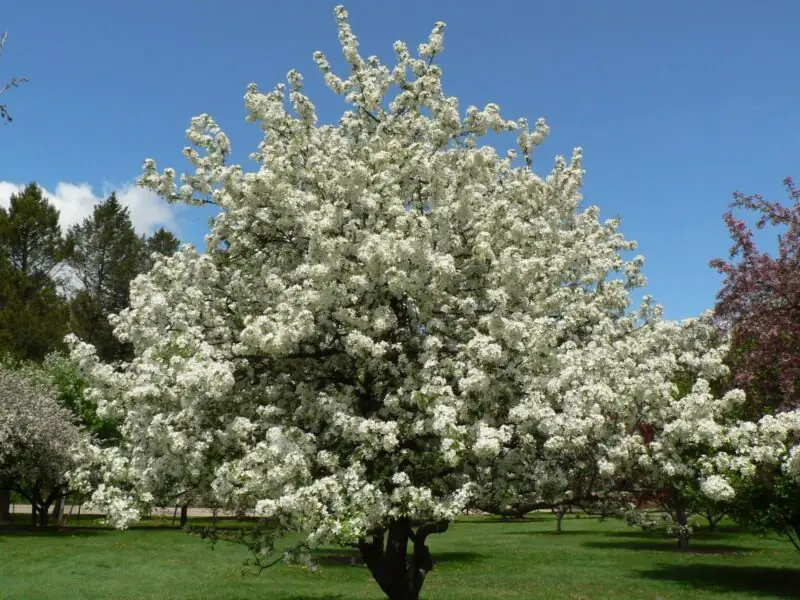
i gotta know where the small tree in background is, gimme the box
[0,366,89,528]
[0,183,70,361]
[708,177,800,551]
[138,227,181,273]
[710,177,800,415]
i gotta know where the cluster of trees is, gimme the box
[0,182,180,525]
[61,8,800,600]
[5,7,800,600]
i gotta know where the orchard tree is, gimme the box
[704,408,800,551]
[710,177,800,415]
[67,6,738,599]
[494,307,745,550]
[0,366,89,528]
[613,317,743,550]
[707,177,800,549]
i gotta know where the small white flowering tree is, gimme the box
[494,306,747,547]
[706,409,800,550]
[67,6,715,599]
[606,315,745,550]
[0,366,89,528]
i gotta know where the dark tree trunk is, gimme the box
[37,504,50,529]
[358,518,448,600]
[675,505,690,551]
[179,504,188,528]
[31,502,37,527]
[706,512,723,533]
[0,489,10,521]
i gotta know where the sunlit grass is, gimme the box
[1,512,798,599]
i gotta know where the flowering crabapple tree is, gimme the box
[488,305,746,550]
[706,177,800,550]
[0,366,89,528]
[611,315,745,550]
[710,177,800,415]
[703,408,800,550]
[67,6,719,599]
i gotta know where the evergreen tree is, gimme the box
[0,182,69,282]
[66,195,180,362]
[0,184,69,361]
[138,226,180,273]
[66,194,144,362]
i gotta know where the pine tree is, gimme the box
[66,194,144,362]
[138,226,180,273]
[65,195,180,362]
[0,183,69,361]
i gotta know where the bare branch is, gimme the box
[0,31,28,124]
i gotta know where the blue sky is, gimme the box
[2,0,798,321]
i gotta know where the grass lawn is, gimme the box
[1,511,799,599]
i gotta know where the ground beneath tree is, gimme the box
[2,513,798,599]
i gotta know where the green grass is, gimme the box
[1,512,799,599]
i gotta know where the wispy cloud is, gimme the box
[0,180,177,234]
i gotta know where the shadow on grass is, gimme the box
[639,565,800,598]
[283,596,346,600]
[606,524,746,539]
[583,540,753,555]
[504,529,602,537]
[457,514,553,524]
[312,548,483,568]
[0,525,102,537]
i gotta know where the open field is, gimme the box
[1,513,799,600]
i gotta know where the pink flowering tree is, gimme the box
[708,178,800,550]
[710,177,800,415]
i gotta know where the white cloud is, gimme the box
[0,180,178,235]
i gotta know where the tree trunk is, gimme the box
[675,505,690,551]
[51,496,66,524]
[179,504,189,528]
[706,512,723,533]
[0,489,10,521]
[31,502,37,527]
[359,518,449,600]
[556,510,565,534]
[37,504,50,529]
